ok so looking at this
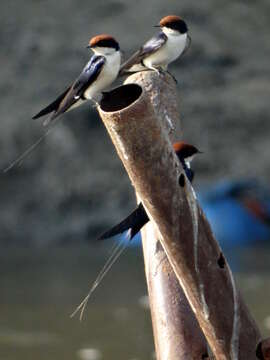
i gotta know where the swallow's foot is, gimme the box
[91,94,102,108]
[156,67,166,77]
[92,101,99,109]
[166,70,178,84]
[149,66,166,77]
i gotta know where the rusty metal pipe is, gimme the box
[98,71,261,359]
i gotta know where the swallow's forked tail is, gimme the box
[70,237,129,321]
[98,202,149,241]
[32,86,71,121]
[70,204,150,321]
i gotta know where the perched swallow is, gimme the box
[33,34,121,125]
[99,142,201,242]
[120,15,190,75]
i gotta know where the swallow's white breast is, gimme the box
[185,155,195,165]
[84,51,121,100]
[144,32,187,69]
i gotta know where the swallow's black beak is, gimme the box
[86,45,91,49]
[198,150,203,154]
[153,25,161,28]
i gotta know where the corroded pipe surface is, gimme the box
[126,72,208,359]
[98,71,261,359]
[142,223,208,359]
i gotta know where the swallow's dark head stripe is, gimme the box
[89,34,120,50]
[159,15,188,34]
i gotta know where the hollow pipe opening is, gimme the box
[100,84,142,112]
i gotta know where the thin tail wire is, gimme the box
[3,119,58,173]
[70,235,130,321]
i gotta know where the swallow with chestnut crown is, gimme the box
[120,15,190,75]
[33,34,121,125]
[99,142,201,242]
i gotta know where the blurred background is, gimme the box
[1,0,270,359]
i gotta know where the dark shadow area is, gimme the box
[256,341,263,359]
[179,173,186,187]
[201,353,209,359]
[217,252,226,269]
[100,84,142,112]
[256,338,270,360]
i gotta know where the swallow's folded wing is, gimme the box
[179,157,194,183]
[120,32,167,74]
[50,55,106,119]
[33,55,105,123]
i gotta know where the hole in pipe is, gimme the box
[201,353,209,359]
[100,84,142,112]
[179,173,185,187]
[256,341,263,359]
[217,252,226,269]
[256,339,270,360]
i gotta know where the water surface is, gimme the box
[1,244,270,359]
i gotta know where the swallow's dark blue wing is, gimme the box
[120,32,167,74]
[141,32,167,56]
[33,55,105,123]
[98,202,149,241]
[49,55,105,120]
[72,55,106,96]
[180,158,194,183]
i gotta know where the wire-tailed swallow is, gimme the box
[120,15,190,75]
[99,142,201,242]
[33,34,121,125]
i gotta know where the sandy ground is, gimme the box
[0,0,270,245]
